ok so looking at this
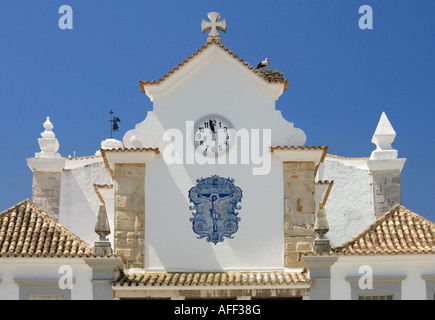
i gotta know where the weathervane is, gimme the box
[201,12,227,43]
[109,110,121,138]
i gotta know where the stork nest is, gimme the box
[258,69,285,81]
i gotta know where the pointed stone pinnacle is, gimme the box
[370,112,399,160]
[95,205,111,241]
[371,112,396,146]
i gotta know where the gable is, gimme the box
[139,40,288,101]
[125,42,306,149]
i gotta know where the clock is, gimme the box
[194,115,234,157]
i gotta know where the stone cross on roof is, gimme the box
[201,12,227,43]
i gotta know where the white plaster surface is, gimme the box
[317,157,376,247]
[124,44,306,150]
[123,44,307,271]
[330,255,435,300]
[144,156,285,271]
[0,259,93,300]
[59,160,113,246]
[53,44,403,273]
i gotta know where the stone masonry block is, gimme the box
[300,162,314,171]
[127,238,137,247]
[291,213,314,235]
[283,162,300,171]
[123,164,133,177]
[284,181,314,198]
[284,252,301,268]
[301,170,314,181]
[115,237,127,247]
[127,232,136,238]
[284,236,313,252]
[133,178,144,194]
[115,195,131,210]
[296,240,313,251]
[284,215,292,235]
[133,164,146,177]
[115,177,133,193]
[296,198,315,214]
[115,248,133,261]
[115,231,125,238]
[284,171,299,181]
[284,199,294,215]
[114,164,125,177]
[134,195,145,211]
[114,163,146,269]
[115,211,134,230]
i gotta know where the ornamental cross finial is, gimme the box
[201,12,227,43]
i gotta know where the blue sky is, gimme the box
[0,1,434,221]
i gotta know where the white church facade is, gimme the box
[0,12,434,300]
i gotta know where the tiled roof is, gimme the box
[0,200,102,258]
[270,145,328,152]
[332,204,435,255]
[139,40,288,91]
[100,147,160,154]
[114,271,310,287]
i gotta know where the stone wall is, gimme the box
[32,171,62,221]
[283,161,315,267]
[113,163,145,269]
[371,169,402,218]
[114,288,309,300]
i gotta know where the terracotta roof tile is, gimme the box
[332,205,435,255]
[0,200,112,258]
[114,271,310,287]
[270,146,328,152]
[100,147,160,154]
[139,40,288,92]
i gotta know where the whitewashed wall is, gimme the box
[330,255,435,300]
[318,156,376,246]
[0,259,93,300]
[59,159,113,246]
[124,45,306,271]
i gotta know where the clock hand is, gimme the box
[209,120,215,133]
[209,120,216,141]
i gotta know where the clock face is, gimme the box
[194,116,234,157]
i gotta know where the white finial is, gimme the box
[201,12,227,43]
[36,116,61,159]
[95,138,123,156]
[367,112,406,172]
[370,112,398,160]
